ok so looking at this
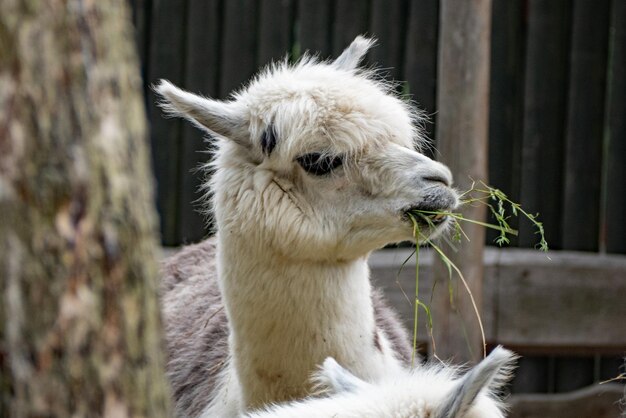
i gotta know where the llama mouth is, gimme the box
[403,207,449,227]
[403,187,458,227]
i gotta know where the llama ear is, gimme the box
[313,357,371,394]
[154,79,244,141]
[434,347,518,418]
[332,36,376,71]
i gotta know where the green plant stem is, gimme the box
[411,231,419,368]
[403,181,548,361]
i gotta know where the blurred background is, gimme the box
[128,0,624,415]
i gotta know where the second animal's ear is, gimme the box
[332,35,375,71]
[155,80,245,143]
[313,357,371,395]
[435,346,518,418]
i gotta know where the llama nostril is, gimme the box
[423,175,450,187]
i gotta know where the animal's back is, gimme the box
[160,239,413,417]
[161,239,229,417]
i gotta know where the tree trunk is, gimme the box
[431,0,492,364]
[0,0,172,417]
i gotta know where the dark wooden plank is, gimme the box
[332,0,370,56]
[599,356,624,382]
[148,0,187,245]
[129,0,152,86]
[561,0,611,251]
[486,0,525,247]
[605,0,626,254]
[518,0,571,250]
[258,0,295,66]
[403,0,439,158]
[509,383,624,418]
[369,0,408,82]
[220,0,259,97]
[554,357,595,392]
[296,0,333,58]
[177,0,221,244]
[511,356,551,394]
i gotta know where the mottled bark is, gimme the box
[0,0,172,417]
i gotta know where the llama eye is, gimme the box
[296,153,344,176]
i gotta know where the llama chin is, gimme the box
[157,36,459,417]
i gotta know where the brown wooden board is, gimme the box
[403,0,439,158]
[509,383,624,418]
[487,249,626,351]
[332,0,370,56]
[518,0,571,250]
[296,0,333,58]
[148,0,187,245]
[605,0,626,254]
[178,0,222,244]
[369,0,408,83]
[486,0,525,247]
[561,0,611,251]
[258,0,295,66]
[372,247,626,357]
[220,0,259,97]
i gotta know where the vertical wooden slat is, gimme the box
[177,0,222,244]
[403,0,439,157]
[561,0,611,252]
[604,0,626,254]
[369,0,408,81]
[487,0,525,246]
[432,0,492,364]
[554,357,595,392]
[148,0,187,245]
[511,356,551,393]
[220,0,259,97]
[599,356,624,382]
[129,0,152,85]
[296,0,333,58]
[258,0,295,66]
[332,0,370,56]
[518,0,571,250]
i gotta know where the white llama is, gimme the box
[157,36,458,417]
[248,346,518,418]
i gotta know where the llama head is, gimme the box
[156,36,458,261]
[314,346,518,418]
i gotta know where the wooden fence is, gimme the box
[131,0,625,254]
[133,0,625,413]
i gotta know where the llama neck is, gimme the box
[216,234,398,410]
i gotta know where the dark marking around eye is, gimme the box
[261,124,277,155]
[296,153,344,176]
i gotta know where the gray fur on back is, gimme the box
[160,238,412,417]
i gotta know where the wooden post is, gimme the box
[431,0,492,363]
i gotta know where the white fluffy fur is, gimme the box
[248,347,518,418]
[156,36,458,416]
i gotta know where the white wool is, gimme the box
[248,347,517,418]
